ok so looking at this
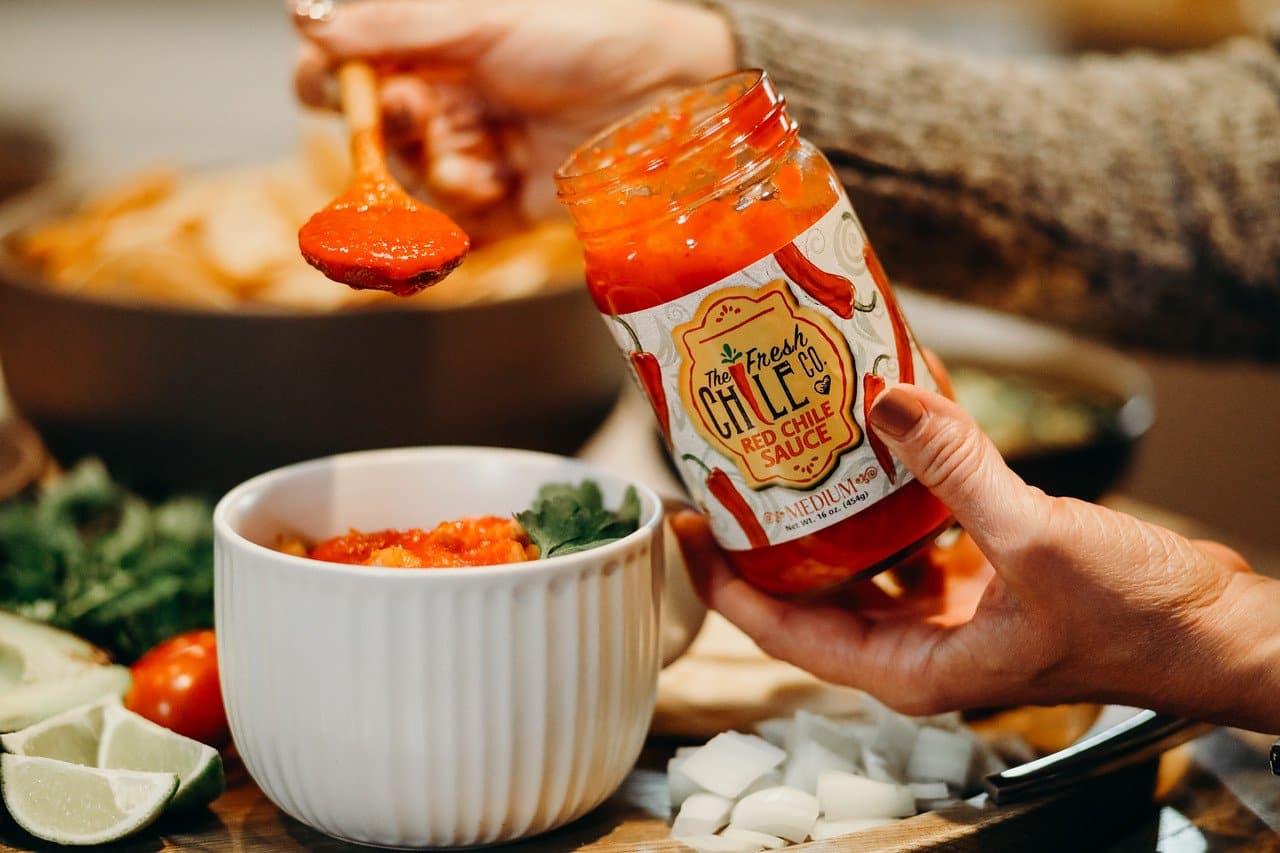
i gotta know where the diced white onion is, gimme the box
[669,754,705,808]
[721,827,787,850]
[741,769,784,797]
[672,793,734,838]
[754,718,791,749]
[676,833,763,853]
[782,739,858,794]
[810,817,898,841]
[729,786,820,843]
[840,722,878,745]
[871,710,919,775]
[667,705,1034,848]
[785,710,862,764]
[681,732,787,798]
[860,748,899,785]
[906,727,974,789]
[816,770,916,820]
[909,781,950,801]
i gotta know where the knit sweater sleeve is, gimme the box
[706,2,1280,360]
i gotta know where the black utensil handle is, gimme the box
[984,710,1210,806]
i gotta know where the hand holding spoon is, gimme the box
[298,61,470,295]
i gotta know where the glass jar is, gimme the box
[556,70,952,596]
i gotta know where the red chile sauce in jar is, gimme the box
[556,71,951,595]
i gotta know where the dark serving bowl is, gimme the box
[0,189,624,496]
[903,291,1155,502]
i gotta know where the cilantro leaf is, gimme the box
[515,480,642,559]
[0,459,214,663]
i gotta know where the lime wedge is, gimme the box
[97,703,224,811]
[1,753,177,845]
[0,696,119,765]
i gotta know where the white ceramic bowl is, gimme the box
[213,447,666,848]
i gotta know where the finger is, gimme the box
[380,74,433,146]
[420,80,509,210]
[297,0,501,65]
[295,42,339,110]
[869,384,1046,563]
[297,66,438,157]
[671,509,846,656]
[673,510,771,614]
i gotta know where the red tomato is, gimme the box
[126,630,229,747]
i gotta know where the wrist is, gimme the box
[1206,573,1280,732]
[1160,571,1280,733]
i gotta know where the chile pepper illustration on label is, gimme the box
[683,454,771,548]
[616,317,672,442]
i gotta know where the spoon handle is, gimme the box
[337,61,388,178]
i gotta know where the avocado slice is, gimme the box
[0,611,130,733]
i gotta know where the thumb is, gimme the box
[869,384,1047,563]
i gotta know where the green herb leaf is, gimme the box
[0,459,214,663]
[515,481,642,559]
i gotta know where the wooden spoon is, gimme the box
[298,61,470,295]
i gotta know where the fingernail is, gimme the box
[870,388,926,439]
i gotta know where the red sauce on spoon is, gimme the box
[298,62,469,295]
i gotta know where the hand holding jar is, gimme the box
[675,382,1280,734]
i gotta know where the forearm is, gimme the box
[709,1,1280,360]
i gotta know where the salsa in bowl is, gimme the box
[212,447,669,848]
[276,478,642,569]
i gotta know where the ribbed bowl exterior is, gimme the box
[214,449,663,849]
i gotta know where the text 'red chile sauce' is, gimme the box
[556,71,952,596]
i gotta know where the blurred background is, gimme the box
[0,0,1276,558]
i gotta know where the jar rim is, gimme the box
[554,69,774,196]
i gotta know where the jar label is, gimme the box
[673,280,861,490]
[607,197,937,551]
